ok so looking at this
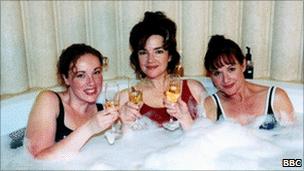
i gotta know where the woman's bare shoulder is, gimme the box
[185,79,206,91]
[30,90,61,118]
[275,87,289,98]
[185,79,208,102]
[35,90,60,104]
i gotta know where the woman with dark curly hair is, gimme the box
[119,11,207,130]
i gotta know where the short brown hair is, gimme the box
[57,43,103,86]
[204,35,245,72]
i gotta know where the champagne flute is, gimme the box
[162,74,182,131]
[165,75,181,103]
[127,78,143,105]
[128,86,143,105]
[128,79,146,130]
[165,74,181,122]
[104,83,121,144]
[104,83,120,110]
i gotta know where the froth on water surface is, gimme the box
[1,114,303,170]
[143,113,303,170]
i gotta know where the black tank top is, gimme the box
[53,92,103,142]
[213,86,277,130]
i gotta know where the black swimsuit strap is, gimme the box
[212,94,222,121]
[259,86,277,130]
[54,92,65,123]
[96,103,104,111]
[53,92,73,142]
[267,86,275,115]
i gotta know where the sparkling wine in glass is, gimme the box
[165,75,181,103]
[128,80,147,130]
[104,83,120,109]
[104,83,121,144]
[128,86,143,105]
[165,75,181,123]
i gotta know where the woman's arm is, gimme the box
[164,97,193,130]
[25,90,60,158]
[25,90,118,160]
[164,79,207,130]
[203,96,218,122]
[273,87,296,125]
[186,79,208,103]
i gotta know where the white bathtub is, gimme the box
[1,77,303,170]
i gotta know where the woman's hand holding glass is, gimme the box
[120,85,147,130]
[164,97,194,130]
[120,100,142,124]
[87,107,119,135]
[163,75,193,130]
[129,86,148,130]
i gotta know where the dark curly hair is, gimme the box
[129,11,180,79]
[57,43,103,86]
[204,35,245,73]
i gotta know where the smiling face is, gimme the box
[64,54,103,103]
[138,35,171,79]
[210,56,246,97]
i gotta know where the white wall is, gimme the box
[1,1,303,95]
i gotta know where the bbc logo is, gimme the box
[282,159,302,167]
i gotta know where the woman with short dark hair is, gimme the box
[203,35,295,128]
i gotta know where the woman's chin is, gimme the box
[220,89,237,97]
[84,96,99,103]
[145,72,166,79]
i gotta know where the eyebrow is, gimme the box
[139,46,165,51]
[74,70,85,74]
[72,66,102,73]
[94,66,102,70]
[154,47,164,50]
